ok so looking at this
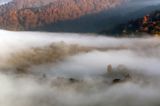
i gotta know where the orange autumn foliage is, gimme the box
[0,0,124,30]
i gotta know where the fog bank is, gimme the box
[0,30,160,106]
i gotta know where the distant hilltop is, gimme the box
[0,0,124,30]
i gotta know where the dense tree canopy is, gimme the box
[0,0,123,30]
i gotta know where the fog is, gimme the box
[0,30,160,106]
[128,0,160,6]
[0,0,11,5]
[118,0,160,15]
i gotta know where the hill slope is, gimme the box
[100,10,160,37]
[0,0,123,30]
[32,4,160,33]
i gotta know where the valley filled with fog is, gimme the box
[0,30,160,106]
[0,0,159,105]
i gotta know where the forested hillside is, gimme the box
[124,11,160,36]
[0,0,123,30]
[100,10,160,37]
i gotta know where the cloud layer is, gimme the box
[0,30,160,106]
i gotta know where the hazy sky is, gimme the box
[0,0,12,5]
[127,0,160,6]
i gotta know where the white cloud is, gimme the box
[0,30,160,106]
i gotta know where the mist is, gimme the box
[0,30,159,106]
[128,0,160,6]
[0,0,11,5]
